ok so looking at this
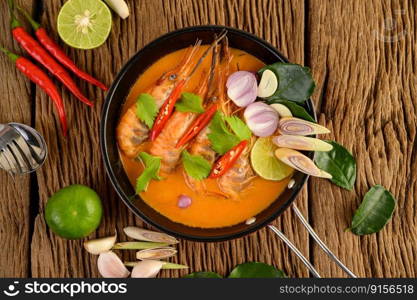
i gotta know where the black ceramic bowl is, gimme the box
[100,26,316,242]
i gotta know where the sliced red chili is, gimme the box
[209,140,248,178]
[150,79,186,141]
[176,104,217,148]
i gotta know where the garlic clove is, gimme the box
[270,103,293,117]
[275,148,332,178]
[97,251,130,278]
[131,260,164,278]
[272,135,333,151]
[258,69,278,98]
[278,117,330,136]
[123,227,179,244]
[136,247,177,260]
[103,0,130,19]
[84,232,117,255]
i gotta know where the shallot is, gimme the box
[177,194,192,208]
[226,71,257,107]
[131,260,164,278]
[244,102,279,137]
[97,251,130,278]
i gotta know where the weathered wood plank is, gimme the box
[308,0,417,277]
[30,0,310,278]
[0,0,35,277]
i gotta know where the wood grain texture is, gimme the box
[308,0,417,277]
[0,0,35,277]
[29,0,310,278]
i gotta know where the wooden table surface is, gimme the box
[1,0,416,278]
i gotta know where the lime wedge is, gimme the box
[57,0,112,50]
[250,137,293,181]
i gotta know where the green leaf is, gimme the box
[259,63,315,103]
[269,99,315,122]
[182,150,211,180]
[315,141,356,190]
[350,185,396,235]
[225,115,252,141]
[136,93,158,128]
[208,112,240,155]
[184,272,222,278]
[136,152,162,193]
[175,92,205,113]
[228,262,287,278]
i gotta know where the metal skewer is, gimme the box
[269,204,357,278]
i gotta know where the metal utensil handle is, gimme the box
[268,225,321,278]
[292,205,357,278]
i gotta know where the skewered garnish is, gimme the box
[104,0,130,19]
[97,251,130,278]
[136,93,158,128]
[123,226,179,244]
[257,69,278,98]
[175,92,205,113]
[136,247,177,260]
[278,117,330,136]
[250,137,293,181]
[176,104,217,148]
[226,71,258,107]
[272,135,333,152]
[244,102,279,137]
[182,150,211,180]
[275,148,332,178]
[270,103,293,117]
[209,140,248,178]
[177,194,192,208]
[84,232,117,255]
[135,152,162,193]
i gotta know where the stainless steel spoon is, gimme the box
[0,123,47,175]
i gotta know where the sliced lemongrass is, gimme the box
[84,232,117,255]
[278,117,330,135]
[124,261,188,269]
[131,260,164,278]
[272,135,333,151]
[275,148,332,178]
[103,0,130,19]
[136,247,177,260]
[270,103,292,117]
[97,251,130,278]
[113,241,170,250]
[123,227,179,244]
[258,69,278,98]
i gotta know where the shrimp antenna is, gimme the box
[187,30,228,79]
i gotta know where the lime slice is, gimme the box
[250,137,293,180]
[57,0,112,50]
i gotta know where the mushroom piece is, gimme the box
[272,135,333,151]
[275,148,332,178]
[278,117,330,136]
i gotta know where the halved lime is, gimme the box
[45,184,103,239]
[250,137,293,180]
[57,0,112,50]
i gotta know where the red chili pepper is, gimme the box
[209,140,248,178]
[7,0,93,107]
[150,79,186,141]
[176,103,217,148]
[0,46,68,137]
[18,7,108,92]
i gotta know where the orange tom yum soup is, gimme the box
[118,45,292,228]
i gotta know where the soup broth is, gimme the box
[119,46,291,228]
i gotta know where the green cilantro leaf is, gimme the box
[136,93,158,128]
[136,152,163,193]
[182,150,212,180]
[225,115,252,141]
[207,112,240,155]
[175,92,205,113]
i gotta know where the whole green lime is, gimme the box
[45,184,103,239]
